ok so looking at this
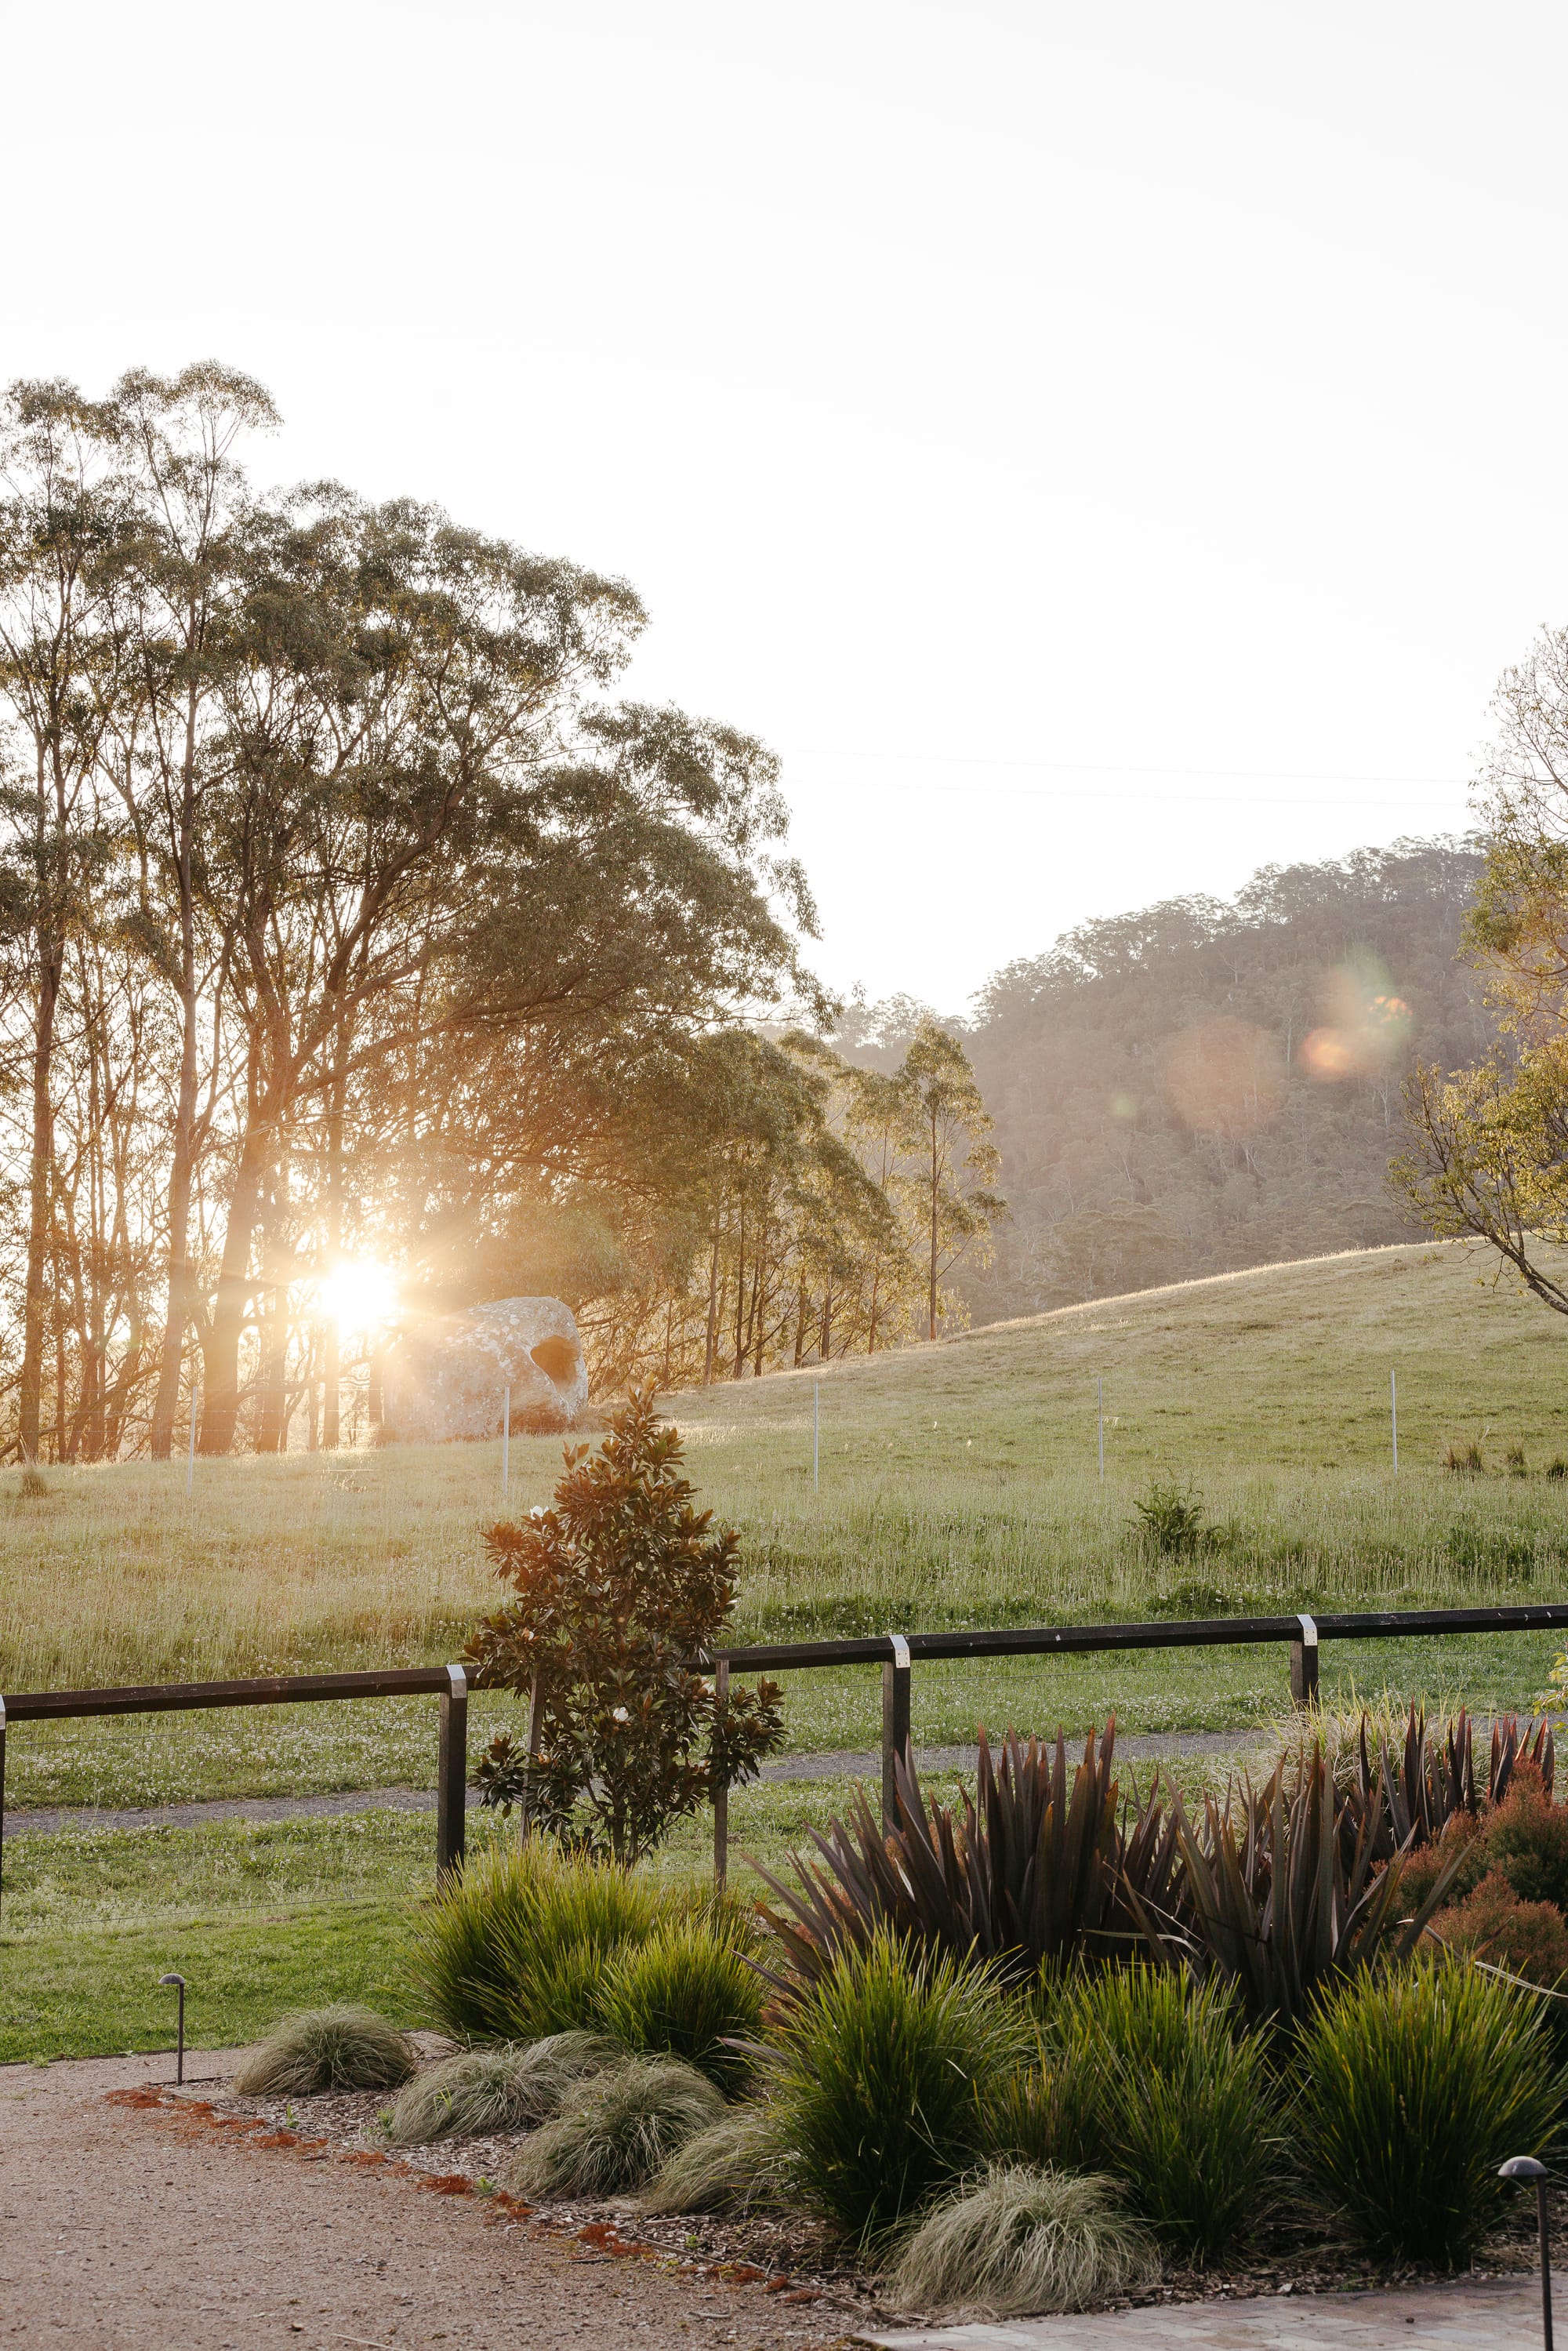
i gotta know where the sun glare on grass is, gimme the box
[318,1259,399,1333]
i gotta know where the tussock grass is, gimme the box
[598,1918,765,2091]
[508,2055,724,2198]
[637,2103,792,2215]
[383,2031,618,2144]
[888,2164,1160,2319]
[1047,1968,1279,2263]
[410,1837,664,2043]
[1298,1955,1564,2266]
[767,1928,1032,2246]
[232,2003,416,2096]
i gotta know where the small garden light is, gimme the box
[158,1972,187,2084]
[1500,2157,1554,2350]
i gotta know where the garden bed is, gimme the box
[191,2061,1561,2326]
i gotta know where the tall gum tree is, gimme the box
[111,364,278,1458]
[0,383,131,1460]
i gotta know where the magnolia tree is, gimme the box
[463,1386,782,1862]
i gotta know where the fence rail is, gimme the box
[4,1601,1568,1910]
[702,1601,1568,1885]
[0,1663,469,1914]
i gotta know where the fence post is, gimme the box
[1290,1613,1319,1709]
[713,1655,729,1891]
[437,1663,468,1879]
[0,1691,6,1920]
[882,1634,912,1833]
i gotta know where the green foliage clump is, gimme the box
[383,2032,617,2145]
[1297,1957,1564,2266]
[888,2164,1159,2320]
[637,2103,791,2215]
[598,1917,764,2092]
[765,1928,1029,2247]
[1131,1481,1206,1557]
[233,2004,416,2097]
[1044,1968,1278,2264]
[509,2054,724,2198]
[465,1388,783,1862]
[410,1837,662,2044]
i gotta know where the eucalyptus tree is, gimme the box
[0,381,134,1459]
[108,362,278,1456]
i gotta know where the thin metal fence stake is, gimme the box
[502,1386,510,1500]
[187,1389,198,1497]
[1391,1368,1399,1474]
[1098,1376,1105,1481]
[159,1973,187,2084]
[813,1381,819,1493]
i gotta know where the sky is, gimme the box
[8,2,1565,1010]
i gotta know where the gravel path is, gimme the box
[0,2048,862,2349]
[3,1732,1254,1840]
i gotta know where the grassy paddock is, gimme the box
[3,1241,1568,1810]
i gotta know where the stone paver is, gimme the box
[861,2277,1560,2349]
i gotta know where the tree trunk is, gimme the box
[201,1121,270,1453]
[18,928,61,1462]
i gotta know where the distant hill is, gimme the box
[840,837,1490,1322]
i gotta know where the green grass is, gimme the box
[0,1775,892,2063]
[8,1238,1568,2058]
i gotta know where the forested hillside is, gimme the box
[840,838,1489,1321]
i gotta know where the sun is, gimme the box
[318,1259,399,1334]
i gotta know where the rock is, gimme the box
[379,1297,589,1442]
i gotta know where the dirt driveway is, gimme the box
[0,2050,863,2349]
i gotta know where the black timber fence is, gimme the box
[5,1601,1568,1910]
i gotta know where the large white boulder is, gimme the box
[379,1295,588,1441]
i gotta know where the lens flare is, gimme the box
[318,1259,398,1333]
[1299,957,1415,1081]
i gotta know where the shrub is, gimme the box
[508,2055,724,2198]
[765,1928,1030,2247]
[888,2165,1159,2319]
[1399,1810,1486,1911]
[1508,1442,1530,1477]
[383,2031,617,2145]
[982,2035,1100,2174]
[465,1386,782,1861]
[409,1837,663,2043]
[233,2005,416,2097]
[1352,1705,1555,1861]
[598,1919,764,2092]
[16,1465,47,1501]
[1049,1968,1278,2264]
[1443,1440,1484,1473]
[1131,1480,1205,1557]
[1297,1956,1564,2266]
[1432,1869,1568,1990]
[637,2103,792,2215]
[756,1721,1184,1993]
[1137,1742,1462,2031]
[1481,1768,1568,1911]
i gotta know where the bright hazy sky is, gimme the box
[10,3,1562,1009]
